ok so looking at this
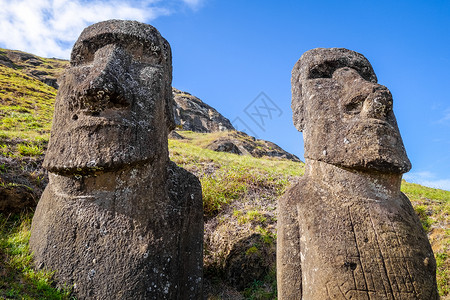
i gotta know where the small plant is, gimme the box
[35,174,45,186]
[246,246,259,256]
[1,143,9,156]
[247,210,267,223]
[17,143,43,156]
[256,226,276,245]
[236,209,267,225]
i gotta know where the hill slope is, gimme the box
[0,49,448,299]
[0,48,67,89]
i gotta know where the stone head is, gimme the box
[292,48,411,173]
[44,20,174,174]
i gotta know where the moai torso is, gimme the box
[277,48,438,299]
[29,20,203,299]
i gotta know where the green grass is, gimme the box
[436,252,450,296]
[0,213,73,299]
[0,138,48,158]
[17,143,44,156]
[234,209,268,225]
[401,181,450,297]
[0,65,56,140]
[242,267,277,300]
[169,137,303,217]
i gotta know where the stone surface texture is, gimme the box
[173,88,235,132]
[29,20,203,299]
[277,48,438,299]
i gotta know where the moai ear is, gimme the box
[158,37,175,133]
[165,84,176,132]
[291,61,304,132]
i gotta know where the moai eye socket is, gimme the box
[125,41,162,65]
[72,49,93,66]
[308,61,340,79]
[71,41,104,66]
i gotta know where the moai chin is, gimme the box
[277,48,438,299]
[30,20,203,299]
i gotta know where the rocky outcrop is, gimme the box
[277,48,438,299]
[29,20,203,299]
[173,88,235,133]
[205,131,300,162]
[171,90,300,162]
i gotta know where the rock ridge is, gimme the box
[172,87,235,133]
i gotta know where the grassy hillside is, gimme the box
[0,52,448,299]
[0,48,67,89]
[0,65,55,140]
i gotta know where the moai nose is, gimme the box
[360,86,393,120]
[333,67,393,120]
[80,46,130,115]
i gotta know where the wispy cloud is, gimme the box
[181,0,203,9]
[438,108,450,124]
[404,171,450,191]
[0,0,200,58]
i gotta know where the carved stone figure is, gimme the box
[277,48,438,299]
[30,20,203,299]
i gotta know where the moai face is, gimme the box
[292,48,411,173]
[43,20,174,174]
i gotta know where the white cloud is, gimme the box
[0,0,190,58]
[419,179,450,191]
[404,171,450,191]
[181,0,203,9]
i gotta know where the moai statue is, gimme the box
[30,20,203,299]
[277,48,438,299]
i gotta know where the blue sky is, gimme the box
[1,0,449,190]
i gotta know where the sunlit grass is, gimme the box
[0,213,73,299]
[402,181,450,297]
[169,138,304,217]
[0,65,55,140]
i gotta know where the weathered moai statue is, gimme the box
[30,20,203,299]
[277,48,438,299]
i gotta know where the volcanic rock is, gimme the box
[173,88,235,133]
